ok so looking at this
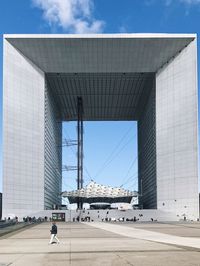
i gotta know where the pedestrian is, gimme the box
[49,221,60,244]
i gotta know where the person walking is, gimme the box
[49,221,60,244]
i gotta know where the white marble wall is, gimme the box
[156,39,199,220]
[2,40,45,218]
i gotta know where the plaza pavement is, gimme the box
[0,222,200,265]
[88,221,200,249]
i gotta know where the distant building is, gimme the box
[199,194,200,219]
[0,193,2,220]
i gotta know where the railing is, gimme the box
[0,219,17,229]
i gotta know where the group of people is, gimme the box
[46,216,160,245]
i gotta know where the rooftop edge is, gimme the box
[3,33,197,39]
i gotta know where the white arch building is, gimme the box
[2,33,199,220]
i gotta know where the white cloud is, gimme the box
[165,0,200,4]
[179,0,200,3]
[119,25,128,33]
[32,0,105,33]
[165,0,173,6]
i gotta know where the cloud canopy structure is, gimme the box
[62,181,137,204]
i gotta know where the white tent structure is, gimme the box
[62,181,137,204]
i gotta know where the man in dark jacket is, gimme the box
[49,221,60,244]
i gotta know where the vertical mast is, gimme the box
[77,97,83,208]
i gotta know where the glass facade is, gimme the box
[44,79,62,209]
[138,80,157,209]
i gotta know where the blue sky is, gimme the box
[62,121,138,191]
[0,0,200,192]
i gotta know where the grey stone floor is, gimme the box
[120,222,200,237]
[0,222,200,265]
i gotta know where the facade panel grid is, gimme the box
[138,80,157,209]
[44,79,62,209]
